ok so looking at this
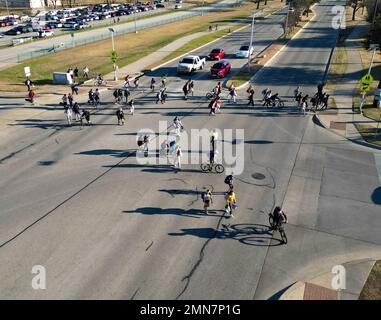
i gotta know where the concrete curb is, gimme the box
[313,114,381,151]
[234,4,318,90]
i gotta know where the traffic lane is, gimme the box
[143,9,287,89]
[0,94,310,299]
[249,1,340,102]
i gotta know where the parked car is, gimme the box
[175,4,182,9]
[63,21,77,29]
[156,4,165,8]
[5,26,24,35]
[209,48,226,60]
[37,30,54,38]
[45,21,63,29]
[209,60,231,78]
[0,32,4,38]
[25,22,43,31]
[235,45,254,58]
[74,23,91,30]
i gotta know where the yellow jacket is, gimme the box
[226,193,236,204]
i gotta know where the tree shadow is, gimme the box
[371,187,381,205]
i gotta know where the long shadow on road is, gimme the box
[169,223,284,247]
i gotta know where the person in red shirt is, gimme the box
[28,89,36,104]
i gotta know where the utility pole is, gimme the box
[373,0,379,24]
[109,28,118,81]
[134,0,138,33]
[5,0,9,16]
[248,12,256,73]
[284,1,291,38]
[201,0,205,16]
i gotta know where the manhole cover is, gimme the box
[252,173,266,180]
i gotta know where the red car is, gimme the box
[209,60,231,78]
[209,48,225,60]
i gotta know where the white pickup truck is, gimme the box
[177,55,206,74]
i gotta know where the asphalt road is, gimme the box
[0,0,380,300]
[0,0,238,69]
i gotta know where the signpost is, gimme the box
[24,66,31,78]
[359,45,378,114]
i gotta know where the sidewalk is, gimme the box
[278,259,377,300]
[315,22,381,149]
[0,24,236,131]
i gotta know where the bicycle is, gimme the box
[273,98,285,108]
[206,91,218,100]
[268,213,288,244]
[200,162,224,173]
[93,79,107,86]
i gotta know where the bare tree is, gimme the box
[348,0,364,20]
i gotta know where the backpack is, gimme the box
[224,175,232,185]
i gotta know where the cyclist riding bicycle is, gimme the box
[95,74,104,84]
[272,206,288,230]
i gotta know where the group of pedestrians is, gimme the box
[87,88,101,107]
[62,93,91,126]
[201,174,237,218]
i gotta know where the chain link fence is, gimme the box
[16,1,240,62]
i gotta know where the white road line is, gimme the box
[374,153,381,184]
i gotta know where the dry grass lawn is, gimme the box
[0,1,264,92]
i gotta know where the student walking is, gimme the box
[93,89,100,107]
[83,66,90,79]
[202,189,213,214]
[27,89,36,104]
[124,88,130,103]
[248,88,255,106]
[25,78,33,91]
[228,86,237,103]
[73,102,81,121]
[150,78,156,92]
[128,99,135,115]
[173,145,182,169]
[173,116,183,136]
[116,107,125,125]
[65,106,72,126]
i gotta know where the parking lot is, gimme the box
[0,0,191,47]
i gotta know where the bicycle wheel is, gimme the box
[278,101,284,108]
[279,228,288,244]
[268,215,275,230]
[215,164,224,174]
[200,163,210,172]
[206,92,213,99]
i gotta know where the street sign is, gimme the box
[360,84,371,92]
[361,73,374,84]
[24,66,31,77]
[110,50,118,64]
